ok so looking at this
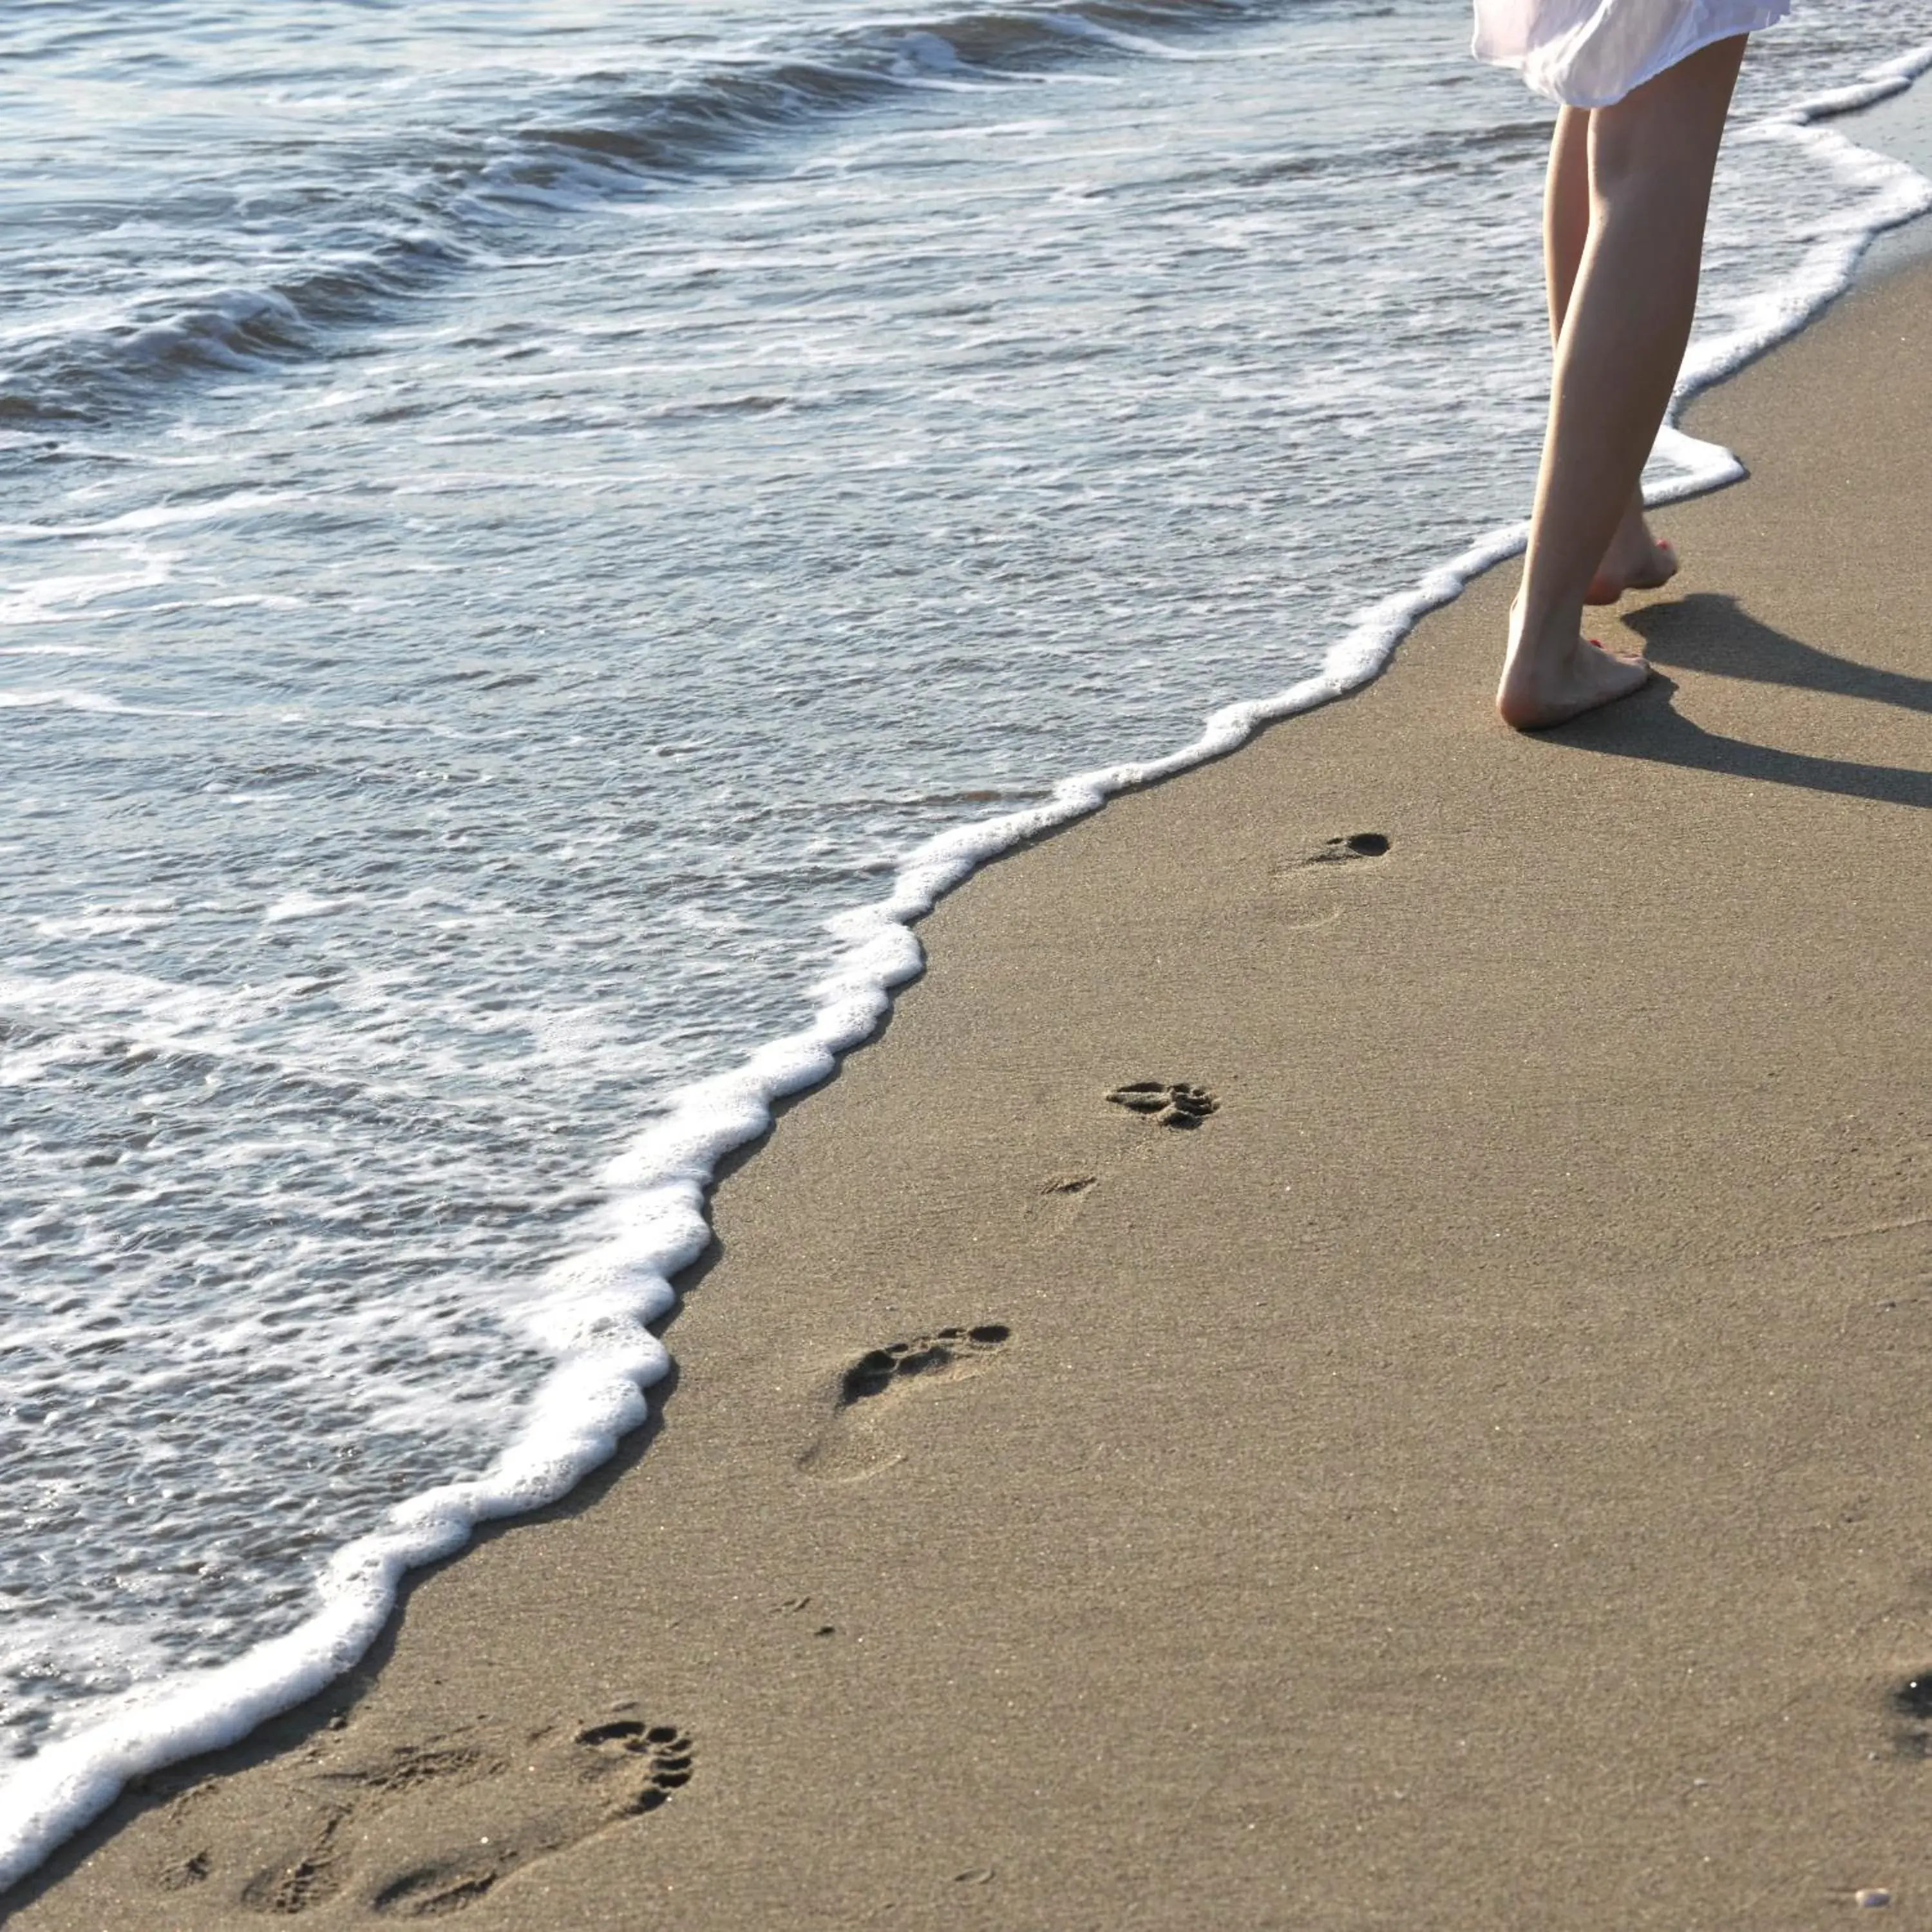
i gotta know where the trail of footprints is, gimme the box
[148,835,1394,1909]
[158,1714,693,1918]
[136,823,1932,1920]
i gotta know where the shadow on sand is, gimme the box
[1555,593,1932,809]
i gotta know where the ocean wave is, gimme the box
[0,0,1263,428]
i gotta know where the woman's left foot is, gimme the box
[1586,513,1678,605]
[1497,601,1651,731]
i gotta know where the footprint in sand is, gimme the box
[151,1711,692,1918]
[235,1802,352,1915]
[1269,829,1393,929]
[799,1325,1012,1481]
[1030,1170,1099,1232]
[1041,1173,1097,1197]
[368,1719,694,1918]
[1305,830,1391,864]
[1106,1080,1217,1128]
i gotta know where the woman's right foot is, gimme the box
[1496,617,1651,731]
[1585,502,1678,605]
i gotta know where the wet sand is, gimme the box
[12,254,1932,1930]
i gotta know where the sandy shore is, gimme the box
[13,249,1932,1929]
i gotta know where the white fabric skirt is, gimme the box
[1472,0,1790,107]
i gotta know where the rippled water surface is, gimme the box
[4,0,1930,1807]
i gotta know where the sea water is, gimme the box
[3,0,1929,1886]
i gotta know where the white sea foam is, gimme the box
[29,907,176,942]
[0,972,253,1088]
[0,492,298,542]
[3,15,1931,1904]
[0,688,131,714]
[0,687,218,719]
[0,562,171,625]
[261,889,345,924]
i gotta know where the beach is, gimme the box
[8,216,1929,1929]
[12,0,1932,1868]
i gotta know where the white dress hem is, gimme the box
[1473,0,1790,109]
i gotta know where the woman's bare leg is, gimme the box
[1544,105,1681,606]
[1498,35,1747,730]
[1542,104,1590,335]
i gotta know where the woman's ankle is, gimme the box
[1507,591,1586,663]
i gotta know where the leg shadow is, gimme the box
[1624,594,1932,715]
[1556,670,1932,810]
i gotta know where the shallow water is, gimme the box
[4,0,1931,1880]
